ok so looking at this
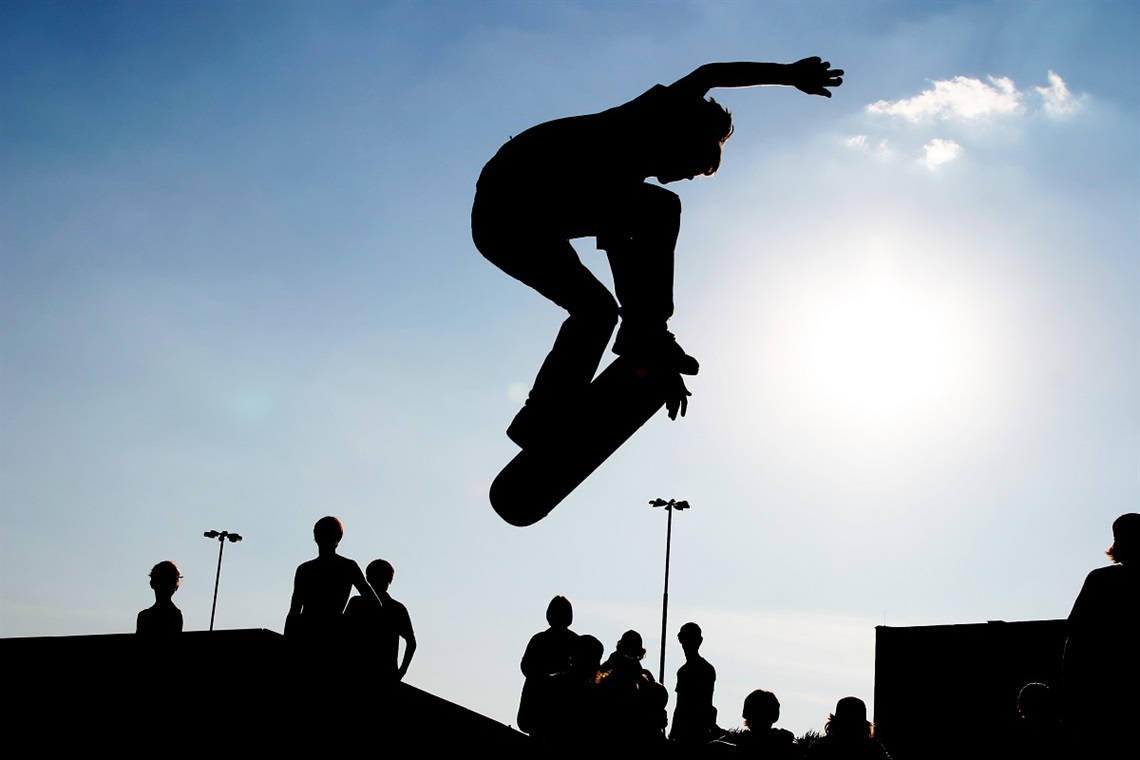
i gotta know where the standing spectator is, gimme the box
[1063,513,1139,757]
[285,516,378,642]
[344,558,417,681]
[670,621,718,745]
[518,595,578,737]
[136,560,183,634]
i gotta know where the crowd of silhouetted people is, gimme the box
[513,594,891,758]
[138,515,416,683]
[509,513,1137,758]
[135,512,1136,757]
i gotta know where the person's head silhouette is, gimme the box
[149,560,181,600]
[366,559,395,592]
[546,595,573,629]
[742,689,780,729]
[313,516,344,551]
[1107,513,1138,565]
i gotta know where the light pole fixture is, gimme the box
[203,530,242,631]
[650,497,689,686]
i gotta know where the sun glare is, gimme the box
[806,277,959,426]
[743,248,986,444]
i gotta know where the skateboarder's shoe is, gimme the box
[507,400,578,449]
[613,328,700,376]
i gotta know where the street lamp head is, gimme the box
[225,533,243,543]
[203,530,220,539]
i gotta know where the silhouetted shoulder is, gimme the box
[1069,564,1136,621]
[479,83,703,189]
[136,603,183,634]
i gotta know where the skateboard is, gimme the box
[489,355,674,527]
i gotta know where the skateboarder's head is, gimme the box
[366,559,395,591]
[653,97,734,183]
[678,621,703,654]
[1107,512,1139,564]
[312,515,344,550]
[546,595,573,629]
[742,689,780,729]
[149,560,181,599]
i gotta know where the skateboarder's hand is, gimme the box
[664,373,691,421]
[786,57,843,97]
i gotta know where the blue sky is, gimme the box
[2,0,1137,736]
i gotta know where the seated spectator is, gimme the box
[731,689,801,758]
[806,696,891,759]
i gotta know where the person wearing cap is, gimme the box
[136,560,183,634]
[598,630,668,747]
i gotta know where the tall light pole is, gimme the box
[650,497,689,686]
[203,530,242,631]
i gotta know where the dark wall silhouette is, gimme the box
[0,631,533,755]
[874,619,1067,760]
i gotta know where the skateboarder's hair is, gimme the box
[682,97,734,176]
[313,515,344,547]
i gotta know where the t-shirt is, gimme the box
[136,603,183,634]
[479,84,694,190]
[344,592,414,675]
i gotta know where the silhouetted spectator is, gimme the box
[518,595,578,737]
[344,558,417,681]
[806,697,891,760]
[539,632,607,751]
[727,689,802,758]
[670,621,718,744]
[285,516,378,641]
[597,630,668,748]
[136,560,183,634]
[1063,513,1139,757]
[565,633,605,735]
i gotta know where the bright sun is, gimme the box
[805,276,961,425]
[741,250,986,441]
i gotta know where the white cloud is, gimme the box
[920,138,963,169]
[1036,70,1083,117]
[869,75,1023,121]
[846,134,868,148]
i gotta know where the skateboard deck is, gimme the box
[490,355,672,527]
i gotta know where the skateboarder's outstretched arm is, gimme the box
[670,57,843,99]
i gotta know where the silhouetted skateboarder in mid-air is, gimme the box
[475,58,843,525]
